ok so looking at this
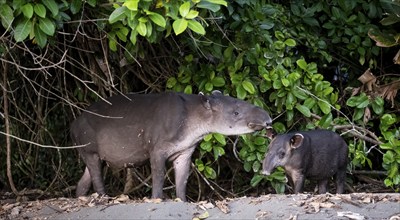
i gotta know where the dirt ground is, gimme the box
[1,193,399,220]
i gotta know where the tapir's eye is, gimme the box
[278,151,285,159]
[234,111,239,116]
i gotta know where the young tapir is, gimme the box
[262,130,348,194]
[71,90,272,201]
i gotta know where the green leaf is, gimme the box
[236,85,247,100]
[196,1,220,12]
[371,97,384,115]
[242,80,255,94]
[319,113,333,128]
[166,77,177,88]
[187,20,205,35]
[284,39,296,47]
[14,18,32,42]
[34,4,46,18]
[109,6,127,24]
[318,100,331,114]
[172,18,188,35]
[123,0,139,11]
[281,78,290,87]
[70,0,82,14]
[250,175,264,187]
[184,85,192,94]
[185,10,199,19]
[42,0,59,17]
[136,21,147,36]
[205,82,213,91]
[296,59,307,70]
[205,0,227,6]
[129,30,138,45]
[205,166,216,179]
[211,76,225,87]
[21,3,34,18]
[0,4,14,29]
[34,25,47,48]
[179,1,191,18]
[295,104,311,117]
[148,12,166,28]
[39,17,55,36]
[213,133,226,145]
[213,146,225,160]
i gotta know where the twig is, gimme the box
[2,56,19,196]
[0,131,90,149]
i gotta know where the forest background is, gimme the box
[0,0,399,201]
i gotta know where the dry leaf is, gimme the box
[393,49,400,65]
[337,211,365,220]
[216,200,230,214]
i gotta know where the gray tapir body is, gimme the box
[71,91,272,201]
[262,130,348,194]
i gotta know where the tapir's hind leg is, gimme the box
[76,167,91,197]
[335,168,346,194]
[76,153,105,197]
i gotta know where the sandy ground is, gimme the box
[2,193,399,219]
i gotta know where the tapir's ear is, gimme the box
[199,92,211,110]
[211,90,222,96]
[290,133,304,149]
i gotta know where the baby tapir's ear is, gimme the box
[199,92,211,110]
[290,133,304,149]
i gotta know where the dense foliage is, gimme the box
[0,0,399,200]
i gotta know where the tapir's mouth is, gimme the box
[248,122,268,131]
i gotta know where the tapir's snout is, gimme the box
[248,109,273,131]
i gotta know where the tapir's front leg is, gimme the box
[173,147,196,201]
[150,152,167,199]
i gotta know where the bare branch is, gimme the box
[0,131,90,149]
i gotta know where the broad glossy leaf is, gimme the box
[179,1,190,18]
[318,100,331,114]
[284,39,296,46]
[296,59,307,70]
[211,76,225,87]
[205,0,227,6]
[70,0,82,14]
[0,4,13,29]
[14,18,32,42]
[148,12,166,28]
[109,6,127,23]
[21,3,34,18]
[242,80,255,94]
[197,1,220,12]
[187,20,205,35]
[236,85,247,100]
[39,17,55,36]
[319,113,333,128]
[371,97,384,114]
[172,18,188,35]
[185,10,199,19]
[34,4,46,18]
[42,0,59,17]
[34,25,47,48]
[136,22,147,36]
[295,104,311,117]
[213,133,226,145]
[123,0,139,11]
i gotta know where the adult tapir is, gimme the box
[262,130,348,194]
[71,90,272,201]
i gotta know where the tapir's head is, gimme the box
[199,90,272,135]
[261,133,304,176]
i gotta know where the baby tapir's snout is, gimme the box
[262,130,348,194]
